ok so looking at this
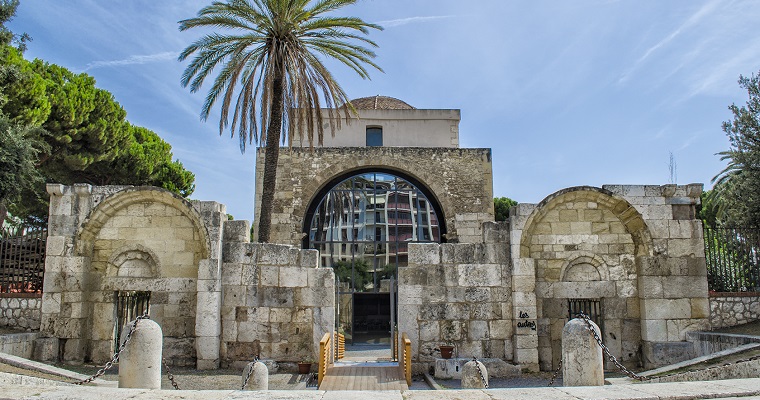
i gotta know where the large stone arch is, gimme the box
[518,186,653,371]
[299,162,453,243]
[256,147,493,245]
[74,186,210,366]
[77,186,210,258]
[301,166,449,246]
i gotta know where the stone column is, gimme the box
[118,318,163,389]
[562,318,603,386]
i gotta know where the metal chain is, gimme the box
[472,357,489,389]
[547,358,562,386]
[576,312,649,382]
[73,313,150,385]
[241,355,259,390]
[163,357,180,390]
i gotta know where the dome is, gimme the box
[348,95,415,110]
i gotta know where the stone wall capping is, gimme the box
[46,184,65,196]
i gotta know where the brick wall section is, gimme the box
[401,222,511,373]
[219,222,334,369]
[0,296,41,331]
[710,293,760,329]
[254,147,494,245]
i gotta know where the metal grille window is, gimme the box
[0,225,46,294]
[568,298,603,333]
[114,291,151,349]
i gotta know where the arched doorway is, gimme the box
[304,170,444,350]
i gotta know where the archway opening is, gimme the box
[304,170,444,352]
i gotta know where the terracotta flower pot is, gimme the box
[298,362,312,374]
[440,345,454,359]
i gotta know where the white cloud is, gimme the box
[376,15,455,28]
[617,0,722,84]
[84,51,179,71]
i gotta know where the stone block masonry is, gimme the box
[38,182,709,374]
[254,147,494,245]
[0,295,41,331]
[710,293,760,329]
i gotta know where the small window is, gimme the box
[366,127,383,146]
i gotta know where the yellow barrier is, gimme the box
[335,332,345,360]
[400,332,412,386]
[318,332,331,387]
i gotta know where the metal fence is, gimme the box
[0,225,47,294]
[704,227,760,293]
[114,291,151,350]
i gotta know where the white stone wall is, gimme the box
[219,223,335,369]
[400,223,511,374]
[710,294,760,329]
[0,296,41,331]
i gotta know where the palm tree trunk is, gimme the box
[257,72,284,243]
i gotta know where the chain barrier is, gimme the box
[240,355,259,390]
[576,312,649,382]
[73,313,151,385]
[472,356,489,389]
[547,358,562,386]
[163,357,180,390]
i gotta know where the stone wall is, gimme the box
[510,184,709,370]
[219,221,335,369]
[710,293,760,329]
[41,185,222,367]
[400,223,512,373]
[254,147,494,245]
[0,295,41,331]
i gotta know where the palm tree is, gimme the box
[179,0,382,242]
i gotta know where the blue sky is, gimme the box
[9,0,760,221]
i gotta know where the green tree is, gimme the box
[86,124,195,196]
[712,70,760,228]
[494,196,517,222]
[0,115,46,228]
[0,0,29,51]
[179,0,382,242]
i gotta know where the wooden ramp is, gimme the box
[319,364,409,391]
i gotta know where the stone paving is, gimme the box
[2,373,760,399]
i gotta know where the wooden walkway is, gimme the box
[319,363,408,391]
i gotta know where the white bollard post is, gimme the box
[242,361,269,390]
[562,318,604,386]
[461,359,488,389]
[118,318,163,389]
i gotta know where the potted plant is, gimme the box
[297,360,313,374]
[439,344,455,359]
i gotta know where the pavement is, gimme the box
[2,372,760,399]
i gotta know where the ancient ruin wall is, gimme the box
[254,147,494,246]
[219,221,335,369]
[400,222,512,373]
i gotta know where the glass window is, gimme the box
[366,127,383,146]
[306,171,442,293]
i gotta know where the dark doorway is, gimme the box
[353,292,393,345]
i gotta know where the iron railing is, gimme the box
[0,225,47,294]
[704,227,760,293]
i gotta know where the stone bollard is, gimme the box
[562,318,604,386]
[118,318,163,389]
[242,361,268,390]
[461,359,488,389]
